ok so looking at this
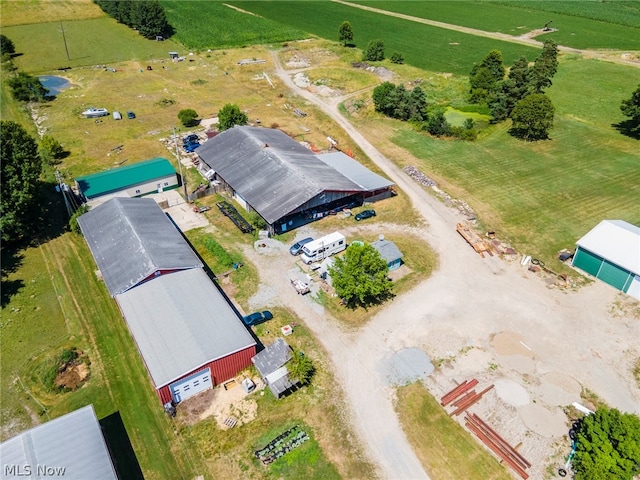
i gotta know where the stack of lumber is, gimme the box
[456,223,493,257]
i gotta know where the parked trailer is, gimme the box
[300,232,346,264]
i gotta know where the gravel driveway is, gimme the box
[233,51,640,480]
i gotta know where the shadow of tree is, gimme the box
[611,119,640,140]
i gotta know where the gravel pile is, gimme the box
[403,165,437,187]
[380,348,434,386]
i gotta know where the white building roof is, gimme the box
[115,268,256,388]
[576,220,640,275]
[0,405,118,480]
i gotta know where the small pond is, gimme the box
[38,76,71,96]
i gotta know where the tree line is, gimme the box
[93,0,172,40]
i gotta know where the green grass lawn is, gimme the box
[227,1,539,75]
[3,17,183,73]
[396,382,512,480]
[355,1,640,50]
[366,58,640,267]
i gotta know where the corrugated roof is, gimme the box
[317,152,394,191]
[76,157,176,199]
[252,338,292,376]
[0,405,118,479]
[196,127,362,224]
[78,198,202,296]
[372,239,403,264]
[576,220,640,275]
[115,268,256,388]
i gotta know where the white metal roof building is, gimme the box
[0,405,118,480]
[572,220,640,300]
[196,126,394,234]
[115,268,257,404]
[78,197,203,296]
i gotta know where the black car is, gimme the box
[127,111,136,119]
[355,209,376,221]
[242,310,273,326]
[183,134,199,145]
[289,237,313,255]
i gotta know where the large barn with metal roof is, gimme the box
[572,219,640,300]
[196,126,394,234]
[0,405,118,479]
[78,197,256,404]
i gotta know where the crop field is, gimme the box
[346,57,640,265]
[224,1,540,75]
[355,1,640,50]
[161,0,308,50]
[0,0,105,27]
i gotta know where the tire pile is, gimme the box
[254,425,310,465]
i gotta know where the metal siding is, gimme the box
[155,347,256,405]
[597,260,631,291]
[572,248,603,277]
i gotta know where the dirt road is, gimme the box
[256,52,640,479]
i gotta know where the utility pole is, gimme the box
[55,170,72,217]
[60,22,70,61]
[172,125,188,200]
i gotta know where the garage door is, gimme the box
[572,248,602,277]
[597,260,631,291]
[171,368,212,403]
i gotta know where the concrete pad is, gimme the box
[146,190,208,232]
[518,403,567,438]
[497,354,536,375]
[491,331,535,358]
[495,379,530,407]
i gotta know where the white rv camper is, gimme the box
[300,232,346,264]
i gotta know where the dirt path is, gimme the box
[333,0,640,69]
[263,50,640,479]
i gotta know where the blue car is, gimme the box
[242,310,273,326]
[183,141,200,153]
[355,209,376,221]
[289,237,313,255]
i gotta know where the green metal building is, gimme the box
[572,220,640,300]
[75,157,178,203]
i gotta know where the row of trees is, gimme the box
[469,41,558,140]
[338,22,403,64]
[93,0,171,39]
[178,104,248,130]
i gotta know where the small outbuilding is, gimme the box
[371,237,404,271]
[252,338,296,399]
[75,157,178,205]
[572,219,640,300]
[0,405,118,479]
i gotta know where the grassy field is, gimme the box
[355,1,640,50]
[3,17,183,73]
[161,0,308,50]
[0,0,105,27]
[343,57,640,268]
[396,382,512,480]
[226,1,539,75]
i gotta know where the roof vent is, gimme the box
[264,143,269,148]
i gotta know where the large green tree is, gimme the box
[338,21,353,46]
[469,50,505,104]
[217,103,248,131]
[287,350,314,387]
[510,93,555,141]
[620,84,640,135]
[1,121,43,243]
[7,72,48,102]
[528,40,558,94]
[132,0,171,39]
[573,408,640,480]
[329,243,392,308]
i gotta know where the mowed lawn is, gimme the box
[3,17,183,73]
[375,58,640,265]
[355,1,640,50]
[226,1,539,75]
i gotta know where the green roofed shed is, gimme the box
[76,157,178,201]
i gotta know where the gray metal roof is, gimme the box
[196,126,362,224]
[576,220,640,275]
[317,152,394,191]
[78,197,202,296]
[0,405,118,480]
[372,239,403,264]
[252,338,292,376]
[115,268,256,388]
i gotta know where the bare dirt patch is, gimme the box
[55,359,90,391]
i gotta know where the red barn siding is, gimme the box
[157,345,256,404]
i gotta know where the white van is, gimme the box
[300,231,346,264]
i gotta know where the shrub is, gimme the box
[363,39,384,62]
[178,108,199,127]
[39,135,65,164]
[69,205,88,235]
[390,51,404,64]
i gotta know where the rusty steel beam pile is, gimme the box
[440,378,478,406]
